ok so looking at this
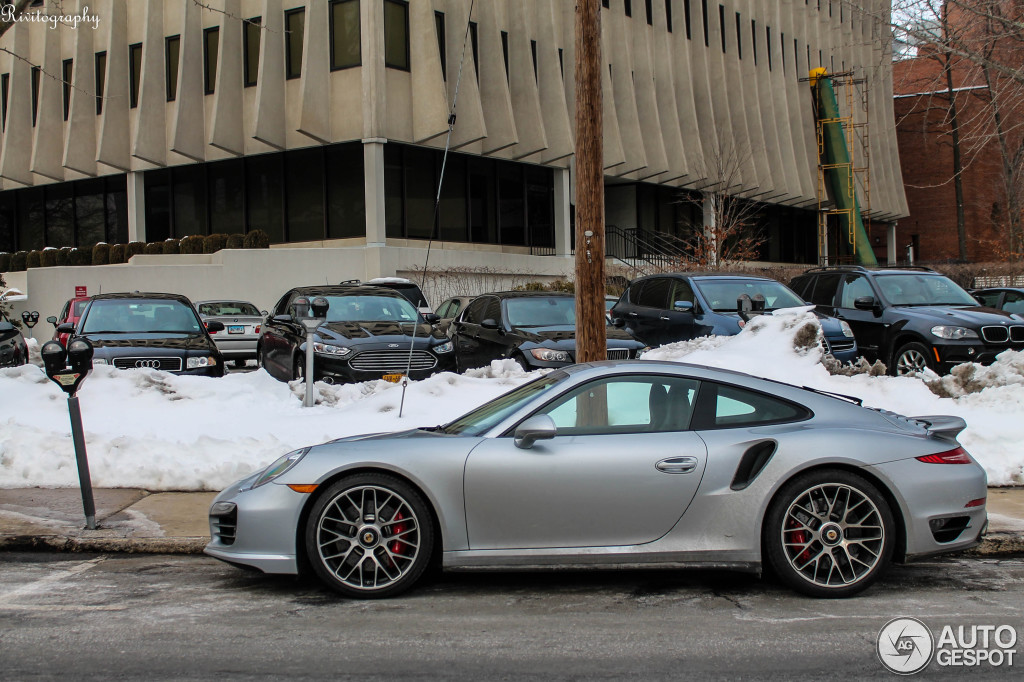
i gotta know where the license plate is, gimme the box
[228,325,245,334]
[382,373,405,384]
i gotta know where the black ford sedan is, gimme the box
[259,285,455,384]
[0,311,28,368]
[451,291,648,372]
[60,293,225,377]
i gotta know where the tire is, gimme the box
[232,358,247,369]
[304,473,435,598]
[891,341,935,376]
[514,354,531,372]
[764,468,895,598]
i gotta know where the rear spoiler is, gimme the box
[911,415,967,440]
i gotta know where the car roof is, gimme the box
[482,291,576,299]
[194,299,259,305]
[90,292,193,303]
[287,285,407,299]
[632,272,777,282]
[799,266,940,277]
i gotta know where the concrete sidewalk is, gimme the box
[1,486,1023,556]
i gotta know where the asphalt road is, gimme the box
[0,553,1022,680]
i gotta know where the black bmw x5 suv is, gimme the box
[789,266,1024,375]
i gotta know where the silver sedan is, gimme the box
[195,300,265,368]
[206,360,988,599]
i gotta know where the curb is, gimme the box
[0,535,207,554]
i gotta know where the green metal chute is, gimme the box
[810,68,877,266]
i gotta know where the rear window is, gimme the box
[198,302,260,316]
[808,274,841,306]
[636,278,672,308]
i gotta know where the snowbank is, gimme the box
[1,309,1022,490]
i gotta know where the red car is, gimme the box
[47,296,90,346]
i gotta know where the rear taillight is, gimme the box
[965,498,986,508]
[916,447,972,464]
[255,325,261,335]
[205,322,218,335]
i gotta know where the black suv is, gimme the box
[259,285,454,384]
[789,266,1024,375]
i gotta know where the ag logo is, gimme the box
[877,617,934,675]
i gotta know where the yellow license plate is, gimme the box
[382,373,405,384]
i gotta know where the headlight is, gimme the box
[530,348,570,362]
[313,342,351,356]
[635,346,651,358]
[253,447,310,488]
[931,325,979,340]
[186,356,218,368]
[839,320,855,338]
[433,341,454,354]
[92,358,109,365]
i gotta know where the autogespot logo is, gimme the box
[877,618,934,675]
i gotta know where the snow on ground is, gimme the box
[1,308,1022,491]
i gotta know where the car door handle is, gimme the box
[655,456,698,474]
[660,316,670,321]
[628,312,638,317]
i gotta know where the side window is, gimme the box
[435,301,452,318]
[1004,291,1024,315]
[626,281,645,304]
[483,298,502,324]
[808,274,841,306]
[274,293,292,316]
[789,276,811,299]
[636,278,671,309]
[462,297,489,324]
[974,292,1001,308]
[839,274,873,308]
[669,279,695,307]
[693,382,810,429]
[537,375,699,436]
[449,300,463,317]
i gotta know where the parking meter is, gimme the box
[299,298,329,407]
[21,310,39,338]
[39,339,97,529]
[291,296,311,320]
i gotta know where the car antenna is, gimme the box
[399,0,475,418]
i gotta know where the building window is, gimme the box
[435,11,446,81]
[751,20,757,64]
[501,30,509,83]
[129,43,142,108]
[719,4,725,53]
[94,52,106,114]
[244,17,261,87]
[602,0,609,7]
[469,21,478,80]
[701,0,708,47]
[625,0,632,17]
[203,27,219,94]
[62,59,72,121]
[165,36,180,101]
[30,65,40,126]
[780,31,785,75]
[530,39,537,82]
[284,7,304,80]
[1,73,9,132]
[665,0,672,31]
[683,0,691,39]
[383,0,409,70]
[735,12,741,59]
[329,0,360,70]
[646,0,653,25]
[766,26,772,71]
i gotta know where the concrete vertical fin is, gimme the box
[409,0,448,144]
[443,0,486,150]
[97,0,131,171]
[505,0,546,159]
[62,0,97,176]
[132,0,167,166]
[630,9,669,181]
[476,0,517,154]
[29,0,64,181]
[297,0,331,143]
[0,24,35,184]
[537,1,572,164]
[607,9,646,176]
[209,0,244,155]
[253,0,286,150]
[171,0,206,161]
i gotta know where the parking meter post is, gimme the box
[67,395,97,530]
[304,330,316,407]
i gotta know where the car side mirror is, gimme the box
[973,295,986,305]
[423,313,440,324]
[260,310,269,318]
[272,314,293,323]
[47,315,58,325]
[853,296,876,311]
[206,321,225,333]
[514,414,557,449]
[57,322,75,334]
[610,317,625,328]
[0,319,13,332]
[673,300,694,312]
[481,319,499,330]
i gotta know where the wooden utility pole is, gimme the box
[574,0,606,363]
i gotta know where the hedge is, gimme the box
[70,248,91,266]
[204,233,228,253]
[26,250,41,268]
[162,239,180,255]
[39,249,58,267]
[226,233,245,249]
[179,235,206,254]
[243,229,270,249]
[108,244,125,264]
[9,251,26,271]
[126,241,146,259]
[0,252,10,272]
[92,243,110,265]
[144,242,164,255]
[55,247,74,266]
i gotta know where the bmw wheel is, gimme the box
[305,474,434,598]
[764,469,894,598]
[892,341,934,376]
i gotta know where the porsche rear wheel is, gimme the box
[765,469,894,598]
[305,474,434,598]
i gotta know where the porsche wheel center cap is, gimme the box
[820,523,843,546]
[358,528,379,547]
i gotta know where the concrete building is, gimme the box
[0,0,907,316]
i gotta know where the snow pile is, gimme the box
[1,308,1023,490]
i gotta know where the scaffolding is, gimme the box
[808,69,875,266]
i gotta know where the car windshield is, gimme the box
[72,299,89,316]
[317,295,421,323]
[442,372,567,436]
[694,279,806,312]
[80,299,202,334]
[198,302,260,316]
[506,297,576,327]
[875,274,977,306]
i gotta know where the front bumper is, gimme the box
[312,350,456,383]
[934,341,1016,372]
[866,455,988,560]
[204,473,307,575]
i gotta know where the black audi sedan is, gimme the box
[258,285,455,384]
[59,293,225,376]
[0,311,28,368]
[451,291,648,372]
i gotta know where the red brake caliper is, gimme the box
[786,518,811,563]
[389,511,407,560]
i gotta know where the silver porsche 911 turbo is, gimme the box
[205,360,988,599]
